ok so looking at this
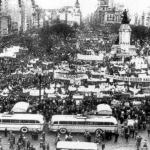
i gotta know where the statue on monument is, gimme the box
[121,9,130,24]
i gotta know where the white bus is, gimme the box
[49,115,118,135]
[56,141,98,150]
[0,113,45,133]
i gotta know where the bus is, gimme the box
[56,141,98,150]
[49,115,118,135]
[0,113,45,133]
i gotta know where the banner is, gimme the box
[54,72,88,80]
[77,54,103,61]
[105,75,150,82]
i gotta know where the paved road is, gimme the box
[0,128,149,150]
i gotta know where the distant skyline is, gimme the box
[35,0,150,17]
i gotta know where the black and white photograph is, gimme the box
[0,0,150,150]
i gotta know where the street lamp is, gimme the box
[38,73,42,102]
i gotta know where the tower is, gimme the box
[75,0,80,8]
[74,0,81,25]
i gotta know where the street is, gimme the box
[0,126,149,150]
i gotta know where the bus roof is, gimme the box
[0,113,44,120]
[51,115,117,123]
[57,141,97,150]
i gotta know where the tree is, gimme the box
[110,23,120,34]
[50,22,75,41]
[73,22,79,31]
[131,25,147,42]
[38,24,54,54]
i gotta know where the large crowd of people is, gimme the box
[0,27,150,150]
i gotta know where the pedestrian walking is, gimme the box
[47,143,50,150]
[9,139,14,149]
[17,142,21,150]
[42,142,46,150]
[114,131,119,143]
[147,126,150,137]
[12,134,15,144]
[136,136,142,150]
[102,142,105,150]
[4,127,7,137]
[135,129,138,139]
[125,132,129,142]
[27,140,31,149]
[0,145,3,150]
[42,132,45,142]
[86,132,91,142]
[142,140,148,150]
[84,131,88,141]
[55,134,60,145]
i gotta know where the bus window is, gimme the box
[97,122,103,125]
[72,121,77,125]
[2,119,11,123]
[59,121,67,124]
[110,122,114,125]
[104,122,110,125]
[53,121,58,125]
[85,122,93,125]
[77,122,85,125]
[20,120,30,123]
[11,120,19,123]
[67,121,72,125]
[35,120,40,123]
[29,120,36,124]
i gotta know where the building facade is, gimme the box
[42,0,82,26]
[93,0,124,25]
[0,0,36,37]
[133,11,150,28]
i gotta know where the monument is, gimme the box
[119,9,132,53]
[111,9,136,56]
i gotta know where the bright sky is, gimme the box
[35,0,150,17]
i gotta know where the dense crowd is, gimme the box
[0,28,150,149]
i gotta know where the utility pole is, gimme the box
[39,74,42,102]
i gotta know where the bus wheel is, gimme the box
[59,128,67,134]
[95,129,103,137]
[21,127,28,133]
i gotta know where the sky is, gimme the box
[35,0,150,17]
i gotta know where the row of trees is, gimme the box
[0,20,80,63]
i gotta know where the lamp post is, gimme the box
[38,73,42,102]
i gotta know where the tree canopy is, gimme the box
[38,22,76,54]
